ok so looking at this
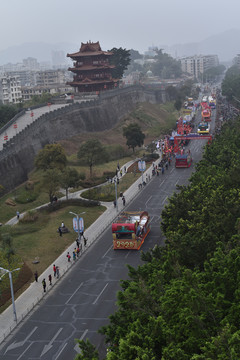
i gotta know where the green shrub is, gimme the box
[39,198,100,213]
[20,210,39,223]
[16,191,38,204]
[81,187,115,202]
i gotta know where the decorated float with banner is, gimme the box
[112,211,150,250]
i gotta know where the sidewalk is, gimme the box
[0,158,159,344]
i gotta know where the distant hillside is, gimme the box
[0,41,79,65]
[163,28,240,62]
[0,29,239,65]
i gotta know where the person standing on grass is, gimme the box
[58,226,62,237]
[42,279,46,292]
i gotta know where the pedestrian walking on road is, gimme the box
[56,266,60,279]
[122,195,126,206]
[77,247,80,257]
[53,264,56,277]
[76,238,80,248]
[34,271,38,282]
[16,211,20,220]
[48,274,52,285]
[66,252,71,262]
[42,279,46,292]
[161,166,165,175]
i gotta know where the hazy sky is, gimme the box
[1,0,240,53]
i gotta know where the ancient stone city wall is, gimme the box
[0,86,166,192]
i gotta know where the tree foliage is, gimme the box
[222,65,240,104]
[35,144,67,171]
[42,168,61,202]
[77,139,107,177]
[109,47,131,79]
[0,104,19,129]
[123,123,145,153]
[81,116,240,360]
[60,167,79,200]
[202,64,225,83]
[75,339,99,360]
[150,49,182,79]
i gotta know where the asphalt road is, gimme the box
[0,106,212,360]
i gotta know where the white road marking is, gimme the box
[55,343,68,359]
[17,343,32,360]
[162,196,168,204]
[5,326,37,353]
[74,329,89,354]
[93,283,108,304]
[66,282,83,304]
[102,245,113,258]
[145,195,152,206]
[60,308,67,317]
[125,251,130,259]
[158,179,166,187]
[40,328,63,357]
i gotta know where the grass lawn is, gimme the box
[5,204,106,276]
[81,170,148,202]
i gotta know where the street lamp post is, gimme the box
[69,211,85,243]
[0,267,20,322]
[114,177,118,211]
[141,159,144,185]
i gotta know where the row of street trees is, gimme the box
[75,116,240,359]
[222,65,240,105]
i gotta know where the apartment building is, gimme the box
[36,70,66,87]
[21,84,73,101]
[181,55,219,79]
[0,74,22,104]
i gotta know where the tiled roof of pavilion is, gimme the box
[67,41,112,58]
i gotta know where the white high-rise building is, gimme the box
[0,74,22,104]
[180,55,219,79]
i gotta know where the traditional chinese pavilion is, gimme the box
[67,41,118,93]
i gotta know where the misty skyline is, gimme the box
[1,0,240,58]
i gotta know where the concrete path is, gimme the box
[0,158,160,343]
